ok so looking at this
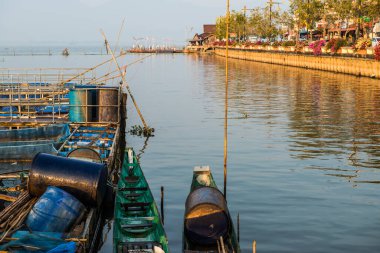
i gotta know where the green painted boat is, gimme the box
[183,166,240,253]
[114,147,169,253]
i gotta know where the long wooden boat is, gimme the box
[183,166,240,253]
[114,147,169,253]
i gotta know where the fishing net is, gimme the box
[0,124,70,142]
[0,143,58,160]
[0,124,70,161]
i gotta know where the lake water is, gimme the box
[1,52,380,253]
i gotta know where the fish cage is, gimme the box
[0,68,121,128]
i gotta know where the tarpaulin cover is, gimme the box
[0,124,69,160]
[0,231,76,253]
[0,143,58,160]
[0,124,70,142]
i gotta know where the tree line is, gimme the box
[215,0,380,41]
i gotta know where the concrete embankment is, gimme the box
[215,48,380,79]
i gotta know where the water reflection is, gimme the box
[195,55,380,186]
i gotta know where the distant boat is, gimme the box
[183,166,240,253]
[62,48,69,56]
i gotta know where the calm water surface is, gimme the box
[1,52,379,253]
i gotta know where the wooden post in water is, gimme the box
[252,240,256,253]
[160,186,165,225]
[223,0,230,199]
[237,212,240,242]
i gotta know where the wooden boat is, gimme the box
[183,166,240,253]
[113,147,169,253]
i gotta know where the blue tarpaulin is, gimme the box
[0,231,76,253]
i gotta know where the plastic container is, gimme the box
[26,186,85,232]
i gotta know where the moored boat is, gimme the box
[113,147,169,253]
[183,166,240,253]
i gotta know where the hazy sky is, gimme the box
[0,0,287,47]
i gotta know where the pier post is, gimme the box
[160,186,164,225]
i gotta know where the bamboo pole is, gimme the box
[224,0,230,199]
[91,53,154,84]
[56,53,125,86]
[0,194,17,202]
[252,240,256,253]
[106,18,125,78]
[220,236,226,253]
[93,73,122,84]
[100,29,149,129]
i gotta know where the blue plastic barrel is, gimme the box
[26,186,85,232]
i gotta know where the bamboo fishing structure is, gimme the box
[106,18,125,75]
[0,52,129,126]
[91,54,154,84]
[56,53,125,87]
[100,30,150,130]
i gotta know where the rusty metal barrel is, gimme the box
[28,153,107,207]
[98,87,119,123]
[184,186,231,245]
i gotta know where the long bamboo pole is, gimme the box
[91,53,154,84]
[224,0,230,199]
[105,18,125,80]
[56,54,125,86]
[100,30,149,129]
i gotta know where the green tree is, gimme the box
[290,0,324,41]
[215,12,248,41]
[360,0,380,38]
[279,11,296,39]
[216,16,227,40]
[326,0,353,38]
[366,0,380,20]
[230,11,247,41]
[248,7,281,39]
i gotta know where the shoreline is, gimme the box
[214,47,380,79]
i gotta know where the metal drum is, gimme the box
[67,147,102,163]
[98,87,119,123]
[29,153,107,207]
[184,186,231,245]
[69,85,98,122]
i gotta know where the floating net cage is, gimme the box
[0,67,120,125]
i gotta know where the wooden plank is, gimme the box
[0,194,17,202]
